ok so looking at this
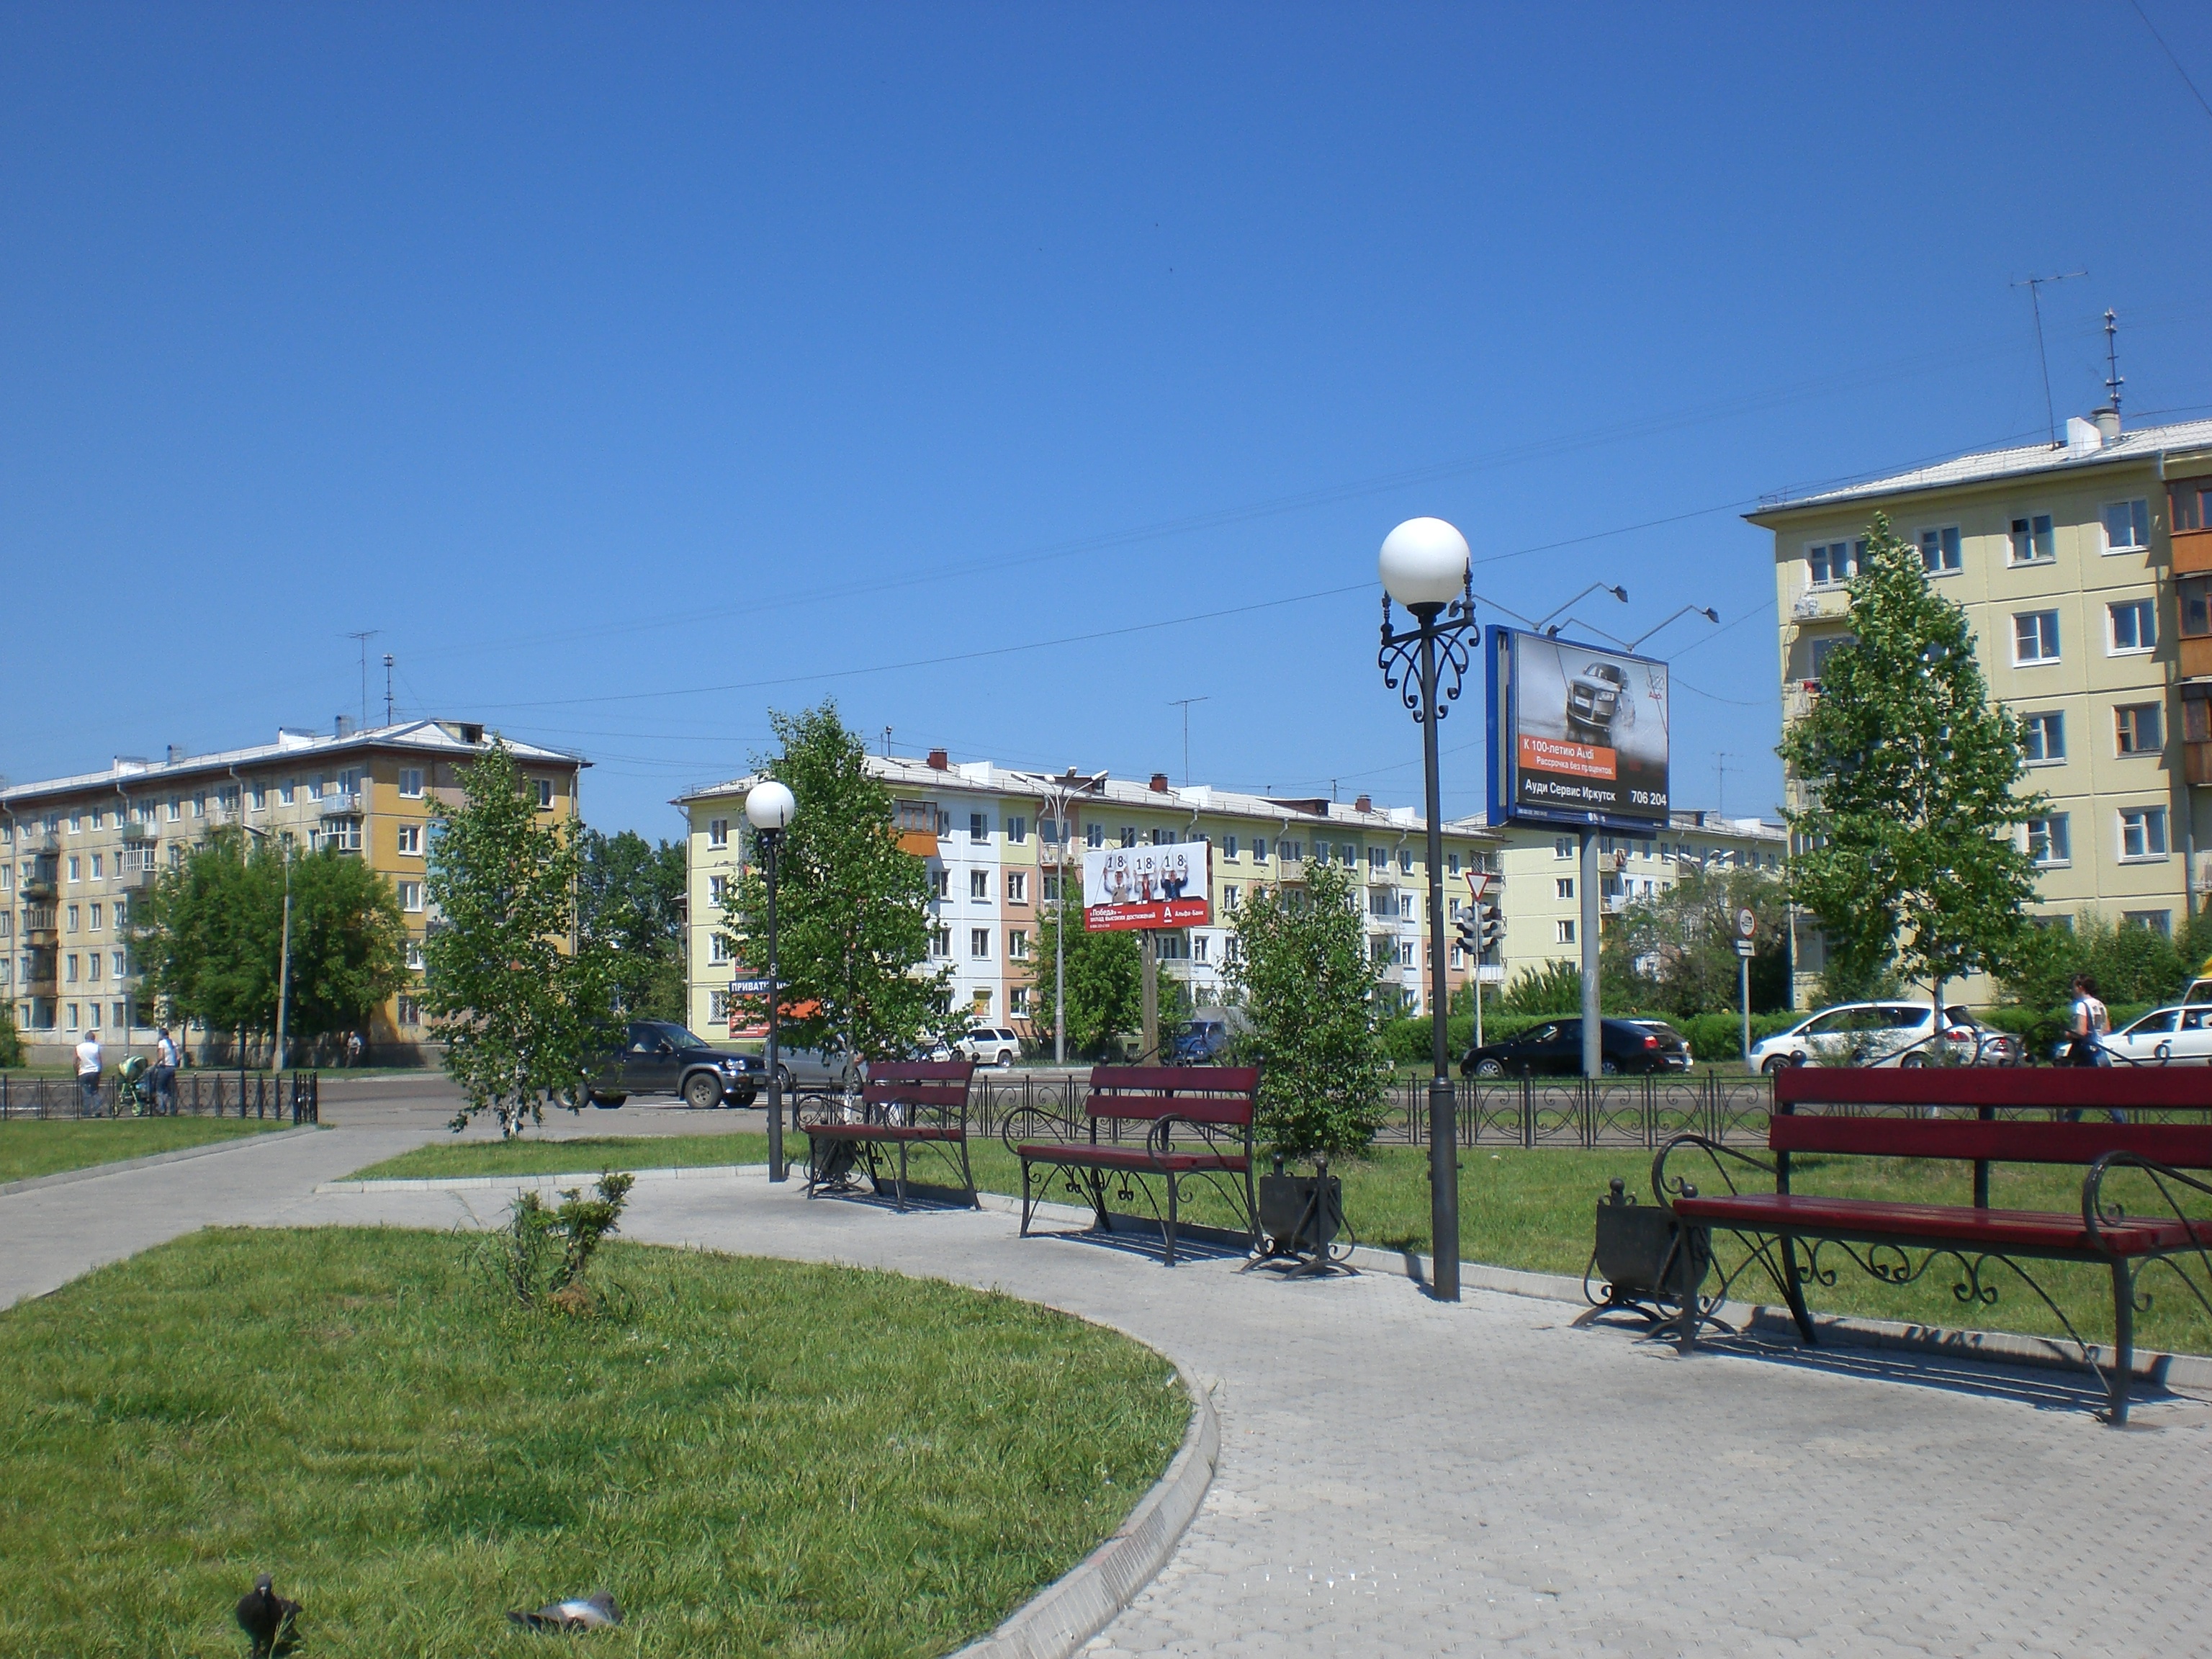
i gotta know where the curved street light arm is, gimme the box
[1627,605,1722,653]
[1531,582,1628,637]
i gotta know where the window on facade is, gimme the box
[65,953,78,984]
[930,926,952,958]
[970,927,992,958]
[1808,634,1856,682]
[66,857,79,883]
[1223,835,1238,858]
[2120,807,2169,859]
[66,905,79,932]
[2124,910,2174,936]
[2182,575,2212,640]
[396,768,423,799]
[930,868,950,899]
[1252,837,1269,862]
[405,941,425,971]
[2026,814,2070,866]
[1399,848,1415,874]
[397,995,422,1028]
[534,779,554,810]
[970,812,989,842]
[1223,883,1239,909]
[1339,845,1358,868]
[112,950,125,981]
[707,818,728,848]
[87,951,101,982]
[2110,599,2157,653]
[1010,987,1031,1015]
[2014,611,2062,663]
[709,933,733,963]
[89,854,102,880]
[1282,840,1302,862]
[89,903,101,932]
[969,869,989,899]
[1918,526,1963,573]
[2116,703,2164,755]
[707,874,728,904]
[1041,873,1062,904]
[251,783,267,811]
[397,824,422,855]
[2188,698,2212,745]
[1008,929,1029,960]
[2020,711,2065,763]
[1006,872,1027,903]
[1119,826,1136,848]
[1556,878,1575,900]
[1554,837,1573,858]
[2104,499,2151,553]
[1087,822,1105,849]
[1555,920,1575,944]
[279,781,295,806]
[1369,890,1395,918]
[1005,816,1028,844]
[2009,513,2056,564]
[328,820,361,853]
[397,880,425,912]
[1807,539,1863,584]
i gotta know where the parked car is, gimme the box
[1748,1002,2020,1073]
[2052,1004,2212,1066]
[956,1026,1023,1068]
[587,1020,764,1110]
[1168,1017,1235,1065]
[768,1043,864,1094]
[1461,1017,1691,1078]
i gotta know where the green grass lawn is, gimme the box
[352,1133,774,1182]
[0,1227,1185,1658]
[0,1118,290,1186]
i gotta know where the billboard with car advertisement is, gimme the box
[1485,626,1670,832]
[1082,842,1211,931]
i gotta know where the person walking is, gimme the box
[75,1029,104,1115]
[2062,975,2123,1123]
[151,1025,180,1115]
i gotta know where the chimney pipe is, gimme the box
[1354,794,1372,813]
[335,715,355,738]
[2094,406,2121,446]
[1149,772,1170,793]
[166,745,183,764]
[926,748,949,770]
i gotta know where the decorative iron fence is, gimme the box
[0,1071,320,1125]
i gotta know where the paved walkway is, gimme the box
[9,1136,2212,1654]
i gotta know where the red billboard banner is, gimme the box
[1082,843,1211,932]
[1085,896,1212,932]
[1517,734,1617,781]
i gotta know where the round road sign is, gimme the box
[1737,907,1757,939]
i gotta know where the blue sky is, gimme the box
[7,4,2212,838]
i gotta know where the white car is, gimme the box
[1749,1002,2020,1073]
[2096,1006,2212,1066]
[957,1026,1023,1067]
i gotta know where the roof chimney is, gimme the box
[926,747,949,770]
[2093,406,2121,446]
[334,715,355,738]
[1354,794,1372,814]
[166,745,184,764]
[1149,772,1170,793]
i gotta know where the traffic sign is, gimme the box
[729,977,774,994]
[1734,940,1755,958]
[1737,908,1756,939]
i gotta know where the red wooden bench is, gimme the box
[1654,1067,2212,1424]
[1004,1066,1259,1265]
[800,1060,978,1211]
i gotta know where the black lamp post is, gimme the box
[746,778,798,1183]
[1377,516,1478,1303]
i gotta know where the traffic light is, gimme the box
[1454,905,1481,957]
[1478,894,1506,954]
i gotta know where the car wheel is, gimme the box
[729,1088,755,1107]
[997,1050,1015,1069]
[1601,1059,1620,1076]
[1899,1053,1928,1069]
[1473,1058,1506,1080]
[588,1092,627,1108]
[683,1073,724,1111]
[1760,1056,1789,1076]
[776,1065,794,1095]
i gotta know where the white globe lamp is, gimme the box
[1378,516,1470,613]
[745,779,796,832]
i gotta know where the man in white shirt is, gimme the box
[76,1029,103,1113]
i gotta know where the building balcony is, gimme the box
[119,817,155,842]
[1790,586,1851,622]
[19,873,57,901]
[2173,527,2212,576]
[318,792,365,818]
[2182,636,2212,682]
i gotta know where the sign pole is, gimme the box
[1579,830,1601,1079]
[1736,907,1757,1065]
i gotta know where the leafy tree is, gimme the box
[1227,860,1389,1157]
[577,827,687,1021]
[1497,956,1644,1017]
[1601,866,1791,1017]
[1779,513,2044,1013]
[723,702,949,1060]
[423,739,615,1137]
[277,851,409,1043]
[0,1001,22,1069]
[1999,910,2200,1012]
[1030,903,1144,1058]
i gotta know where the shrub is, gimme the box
[1678,1011,1803,1064]
[0,1004,21,1070]
[485,1172,635,1310]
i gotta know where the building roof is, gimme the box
[1747,415,2212,523]
[678,755,1500,841]
[0,720,585,808]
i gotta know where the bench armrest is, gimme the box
[1002,1104,1082,1157]
[2084,1150,2212,1254]
[1652,1133,1776,1209]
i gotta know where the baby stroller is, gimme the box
[115,1053,155,1118]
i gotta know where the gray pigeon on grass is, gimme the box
[235,1574,300,1658]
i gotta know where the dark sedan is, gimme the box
[1462,1017,1691,1079]
[587,1020,765,1110]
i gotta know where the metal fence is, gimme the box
[0,1070,320,1125]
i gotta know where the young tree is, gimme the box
[1227,861,1390,1157]
[279,850,408,1043]
[0,1001,22,1069]
[1779,514,2044,1015]
[1029,903,1144,1058]
[723,702,949,1060]
[577,827,687,1022]
[1601,866,1791,1017]
[423,739,614,1137]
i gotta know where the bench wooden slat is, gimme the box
[1085,1094,1253,1125]
[1775,1067,2212,1112]
[1088,1065,1260,1093]
[1771,1114,2212,1168]
[1674,1191,2194,1255]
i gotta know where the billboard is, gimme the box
[1082,842,1211,931]
[1486,626,1670,832]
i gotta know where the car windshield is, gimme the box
[660,1024,710,1050]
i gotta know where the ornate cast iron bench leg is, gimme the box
[2110,1258,2136,1426]
[1019,1159,1033,1236]
[1164,1172,1178,1267]
[1779,1236,1818,1344]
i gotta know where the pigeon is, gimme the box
[235,1573,301,1658]
[507,1591,622,1632]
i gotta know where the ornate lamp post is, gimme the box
[745,779,798,1183]
[1377,516,1477,1303]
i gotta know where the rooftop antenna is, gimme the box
[382,654,395,726]
[2103,308,2123,416]
[1714,752,1735,819]
[344,631,381,729]
[1167,696,1209,785]
[2010,271,2086,446]
[882,726,893,760]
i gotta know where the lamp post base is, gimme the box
[1428,1075,1460,1301]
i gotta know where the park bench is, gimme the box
[800,1060,978,1212]
[1005,1066,1259,1265]
[1654,1067,2212,1424]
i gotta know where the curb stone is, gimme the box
[951,1359,1220,1659]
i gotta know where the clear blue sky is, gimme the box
[8,4,2212,839]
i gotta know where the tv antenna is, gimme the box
[1167,696,1209,785]
[2103,308,2123,418]
[382,653,395,726]
[1714,752,1735,819]
[2010,270,2086,446]
[344,631,381,729]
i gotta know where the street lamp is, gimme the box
[745,778,798,1183]
[240,823,294,1074]
[1376,516,1478,1303]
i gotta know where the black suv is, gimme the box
[588,1020,765,1110]
[1461,1017,1691,1078]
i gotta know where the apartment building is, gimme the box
[676,751,1503,1041]
[0,719,583,1063]
[1751,410,2212,999]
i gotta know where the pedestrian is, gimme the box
[151,1025,180,1115]
[2062,975,2123,1123]
[345,1030,364,1068]
[75,1028,104,1115]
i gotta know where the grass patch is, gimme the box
[0,1118,289,1185]
[0,1227,1185,1658]
[351,1133,773,1182]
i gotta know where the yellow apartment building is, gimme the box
[1,719,584,1064]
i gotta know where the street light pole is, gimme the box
[1377,517,1479,1304]
[745,779,799,1183]
[240,822,293,1074]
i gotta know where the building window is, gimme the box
[1368,847,1386,872]
[709,933,733,963]
[2013,611,2062,664]
[1556,878,1575,899]
[66,905,78,932]
[279,781,295,806]
[328,819,361,853]
[2171,478,2212,531]
[66,857,79,883]
[1223,883,1239,909]
[707,874,729,904]
[2120,807,2169,860]
[1555,920,1575,944]
[930,868,950,899]
[1807,539,1862,585]
[2008,513,2056,564]
[397,880,425,912]
[969,869,989,899]
[2123,909,2174,936]
[534,779,554,810]
[1041,873,1061,904]
[405,940,425,971]
[1120,826,1136,848]
[112,950,126,980]
[2182,575,2212,641]
[2026,814,2070,866]
[397,995,422,1028]
[65,953,78,984]
[930,925,952,958]
[1223,835,1239,859]
[2109,599,2157,654]
[251,783,267,811]
[89,854,103,880]
[1007,871,1027,903]
[707,818,729,848]
[87,952,101,983]
[970,812,989,842]
[66,1002,78,1030]
[1005,816,1028,845]
[89,903,102,932]
[1087,822,1105,849]
[2103,499,2152,554]
[1010,986,1031,1015]
[2116,703,2164,755]
[1252,837,1269,862]
[1554,837,1574,858]
[1918,526,1963,573]
[397,824,423,855]
[1281,840,1302,863]
[1399,848,1415,874]
[2020,711,2065,764]
[1008,929,1029,961]
[970,927,992,958]
[398,768,424,799]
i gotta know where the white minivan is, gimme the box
[1748,1002,2020,1072]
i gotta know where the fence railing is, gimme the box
[0,1070,320,1125]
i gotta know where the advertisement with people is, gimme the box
[1486,626,1670,830]
[1082,842,1211,931]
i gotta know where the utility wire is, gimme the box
[2129,0,2212,130]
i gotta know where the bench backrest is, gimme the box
[863,1060,976,1115]
[1774,1066,2212,1115]
[1770,1112,2212,1169]
[1084,1066,1259,1127]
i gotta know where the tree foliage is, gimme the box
[1030,902,1146,1058]
[723,702,948,1060]
[134,830,405,1051]
[1227,861,1389,1157]
[577,827,687,1022]
[1779,514,2044,999]
[1601,866,1791,1017]
[1998,909,2212,1012]
[0,1001,22,1069]
[422,740,614,1136]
